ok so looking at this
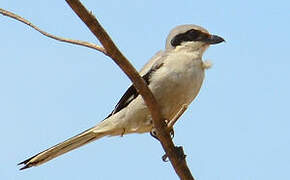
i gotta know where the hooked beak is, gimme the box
[206,35,225,45]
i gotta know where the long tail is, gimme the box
[18,121,117,170]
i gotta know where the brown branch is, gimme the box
[1,3,195,180]
[0,8,107,54]
[65,1,194,179]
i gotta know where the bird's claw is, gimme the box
[169,128,174,139]
[162,154,169,162]
[150,128,159,140]
[150,120,174,140]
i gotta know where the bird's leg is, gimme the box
[161,105,188,161]
[151,103,188,140]
[163,104,188,139]
[167,104,188,129]
[150,119,174,140]
[165,119,175,139]
[150,104,188,140]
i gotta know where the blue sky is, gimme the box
[1,1,290,180]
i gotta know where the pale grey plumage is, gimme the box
[18,24,224,170]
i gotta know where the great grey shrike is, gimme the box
[18,24,224,170]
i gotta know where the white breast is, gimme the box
[149,51,205,120]
[109,50,205,134]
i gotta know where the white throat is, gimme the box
[173,41,208,59]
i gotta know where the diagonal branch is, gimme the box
[1,3,195,180]
[65,1,194,179]
[65,0,162,127]
[0,8,107,54]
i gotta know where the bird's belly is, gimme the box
[150,61,205,120]
[116,60,205,134]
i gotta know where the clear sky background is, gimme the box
[1,1,290,180]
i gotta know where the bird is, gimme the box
[18,24,224,170]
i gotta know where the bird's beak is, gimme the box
[206,35,225,45]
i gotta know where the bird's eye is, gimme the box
[195,33,208,41]
[188,29,210,41]
[188,29,199,39]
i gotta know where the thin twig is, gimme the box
[65,1,194,179]
[0,8,107,54]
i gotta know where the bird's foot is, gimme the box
[165,119,174,139]
[150,128,159,140]
[150,120,174,140]
[162,153,169,162]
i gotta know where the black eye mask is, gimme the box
[171,29,210,47]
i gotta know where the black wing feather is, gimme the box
[106,62,163,118]
[106,85,138,118]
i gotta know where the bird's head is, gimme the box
[166,24,224,54]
